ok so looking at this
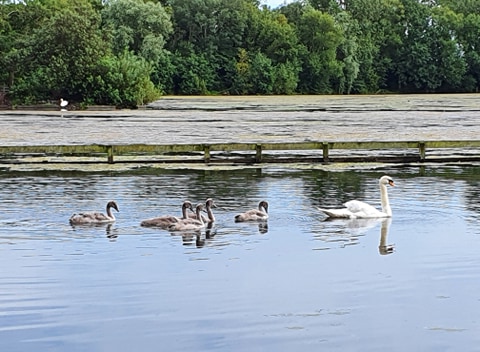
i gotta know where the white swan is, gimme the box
[234,200,269,222]
[60,98,68,111]
[317,175,395,219]
[168,203,206,232]
[140,200,194,228]
[69,200,119,225]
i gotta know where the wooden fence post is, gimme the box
[107,145,114,163]
[418,142,426,161]
[204,145,210,163]
[255,144,262,163]
[322,142,329,163]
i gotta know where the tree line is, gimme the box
[1,0,479,107]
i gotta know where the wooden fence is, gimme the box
[1,140,480,165]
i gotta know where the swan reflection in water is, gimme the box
[170,220,218,247]
[322,217,394,254]
[105,223,119,241]
[258,222,268,234]
[234,221,268,234]
[70,222,119,241]
[205,221,217,239]
[378,218,394,255]
[194,222,218,248]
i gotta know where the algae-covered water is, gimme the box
[1,94,480,146]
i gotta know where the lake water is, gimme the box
[1,166,480,352]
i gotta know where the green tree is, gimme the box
[394,0,466,92]
[168,0,254,93]
[297,8,344,93]
[232,49,276,94]
[232,48,251,94]
[9,0,108,103]
[249,52,275,94]
[429,4,466,91]
[254,11,299,64]
[309,0,342,14]
[278,0,307,26]
[171,49,214,94]
[246,9,301,94]
[273,60,300,94]
[0,0,51,90]
[333,11,359,94]
[101,0,173,64]
[442,0,480,91]
[344,0,404,93]
[91,51,161,107]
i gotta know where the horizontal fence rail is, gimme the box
[1,140,480,165]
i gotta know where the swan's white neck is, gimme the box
[380,182,392,217]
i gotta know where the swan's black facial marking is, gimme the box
[388,179,395,187]
[206,198,216,208]
[108,201,119,212]
[183,201,194,212]
[260,200,269,213]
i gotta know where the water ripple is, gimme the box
[1,168,480,351]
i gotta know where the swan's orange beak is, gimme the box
[389,180,395,187]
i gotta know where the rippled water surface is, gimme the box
[1,166,480,351]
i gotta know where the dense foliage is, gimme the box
[0,0,479,107]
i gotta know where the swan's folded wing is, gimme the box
[140,215,179,227]
[344,200,386,218]
[344,200,378,213]
[317,207,354,218]
[168,218,204,231]
[235,209,268,222]
[91,212,111,221]
[70,211,112,224]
